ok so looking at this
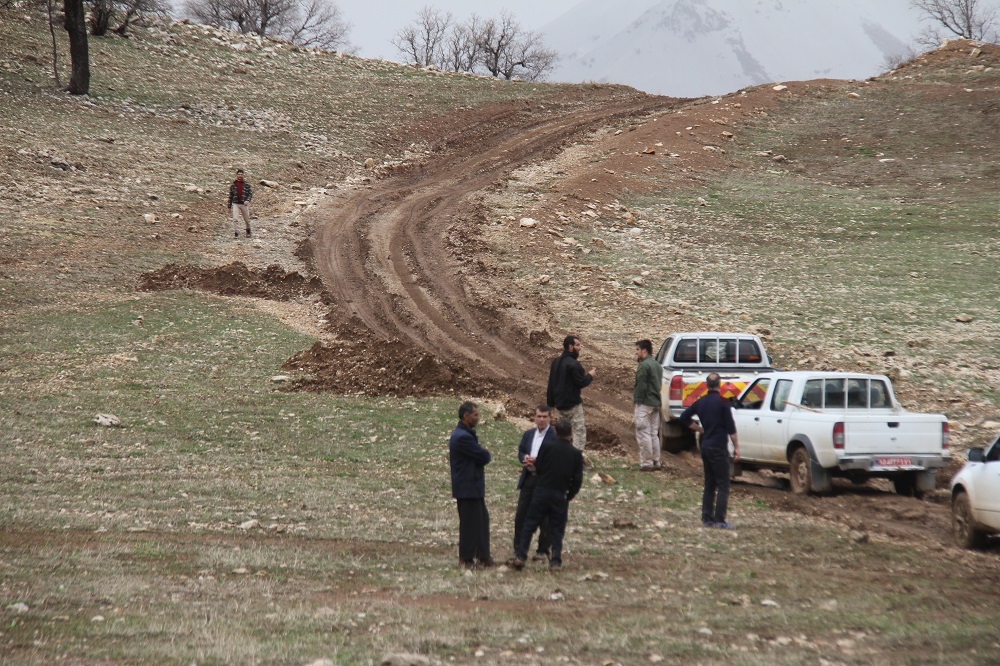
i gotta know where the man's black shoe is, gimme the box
[507,557,525,571]
[245,227,251,237]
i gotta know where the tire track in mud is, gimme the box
[310,91,677,445]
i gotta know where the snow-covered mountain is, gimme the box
[542,0,927,96]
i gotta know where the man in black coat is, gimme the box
[513,404,557,561]
[510,418,584,570]
[546,335,596,452]
[449,401,493,568]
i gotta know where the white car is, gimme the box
[950,433,1000,548]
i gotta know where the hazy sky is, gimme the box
[337,0,581,60]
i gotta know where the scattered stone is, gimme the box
[91,615,105,622]
[259,180,280,188]
[304,660,335,666]
[632,276,645,286]
[364,158,376,169]
[772,154,787,162]
[773,84,788,91]
[696,197,708,206]
[955,313,974,323]
[847,92,861,98]
[538,275,551,284]
[143,213,158,224]
[7,602,29,614]
[760,598,780,607]
[849,530,869,544]
[238,519,260,530]
[698,627,713,636]
[381,655,430,666]
[271,375,290,383]
[981,420,1000,430]
[549,591,564,600]
[519,217,538,228]
[642,147,656,155]
[94,413,121,427]
[492,404,507,420]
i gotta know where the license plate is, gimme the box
[877,456,912,467]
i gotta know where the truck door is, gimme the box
[735,377,771,459]
[758,379,793,462]
[975,437,1000,527]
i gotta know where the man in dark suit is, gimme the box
[546,335,596,452]
[513,404,557,561]
[510,418,584,571]
[449,401,493,568]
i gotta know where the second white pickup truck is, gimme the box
[732,371,950,497]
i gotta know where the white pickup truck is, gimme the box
[732,371,950,497]
[656,332,774,452]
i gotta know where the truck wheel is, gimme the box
[952,491,985,549]
[660,421,694,454]
[892,474,916,498]
[789,447,813,495]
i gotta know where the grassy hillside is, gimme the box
[2,9,1000,666]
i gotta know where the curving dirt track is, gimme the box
[304,87,985,550]
[309,89,676,446]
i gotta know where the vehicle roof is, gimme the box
[665,332,762,339]
[754,371,891,381]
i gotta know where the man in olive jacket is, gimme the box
[634,339,664,470]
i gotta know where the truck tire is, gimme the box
[660,419,694,454]
[789,447,813,495]
[952,491,986,549]
[892,473,917,498]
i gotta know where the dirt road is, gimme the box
[307,89,674,447]
[303,87,968,550]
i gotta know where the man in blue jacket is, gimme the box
[513,404,557,561]
[679,373,741,529]
[449,401,493,568]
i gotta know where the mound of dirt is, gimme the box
[282,336,490,398]
[137,262,324,300]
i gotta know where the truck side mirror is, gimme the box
[968,447,985,463]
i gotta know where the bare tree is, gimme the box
[115,0,169,36]
[185,0,353,48]
[285,0,352,49]
[47,0,62,87]
[440,14,481,72]
[392,6,452,66]
[477,10,556,81]
[88,0,114,35]
[64,0,90,94]
[912,0,999,44]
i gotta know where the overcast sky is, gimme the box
[337,0,581,60]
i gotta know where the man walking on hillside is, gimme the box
[513,404,556,562]
[679,373,740,529]
[546,335,596,453]
[449,401,494,568]
[227,168,253,238]
[634,339,663,471]
[510,418,584,571]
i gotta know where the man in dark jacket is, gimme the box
[679,373,741,529]
[227,168,253,238]
[510,418,584,570]
[546,335,596,452]
[513,404,557,561]
[449,401,493,568]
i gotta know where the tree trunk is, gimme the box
[63,0,90,95]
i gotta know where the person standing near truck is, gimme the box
[634,339,663,471]
[679,373,741,528]
[546,335,596,453]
